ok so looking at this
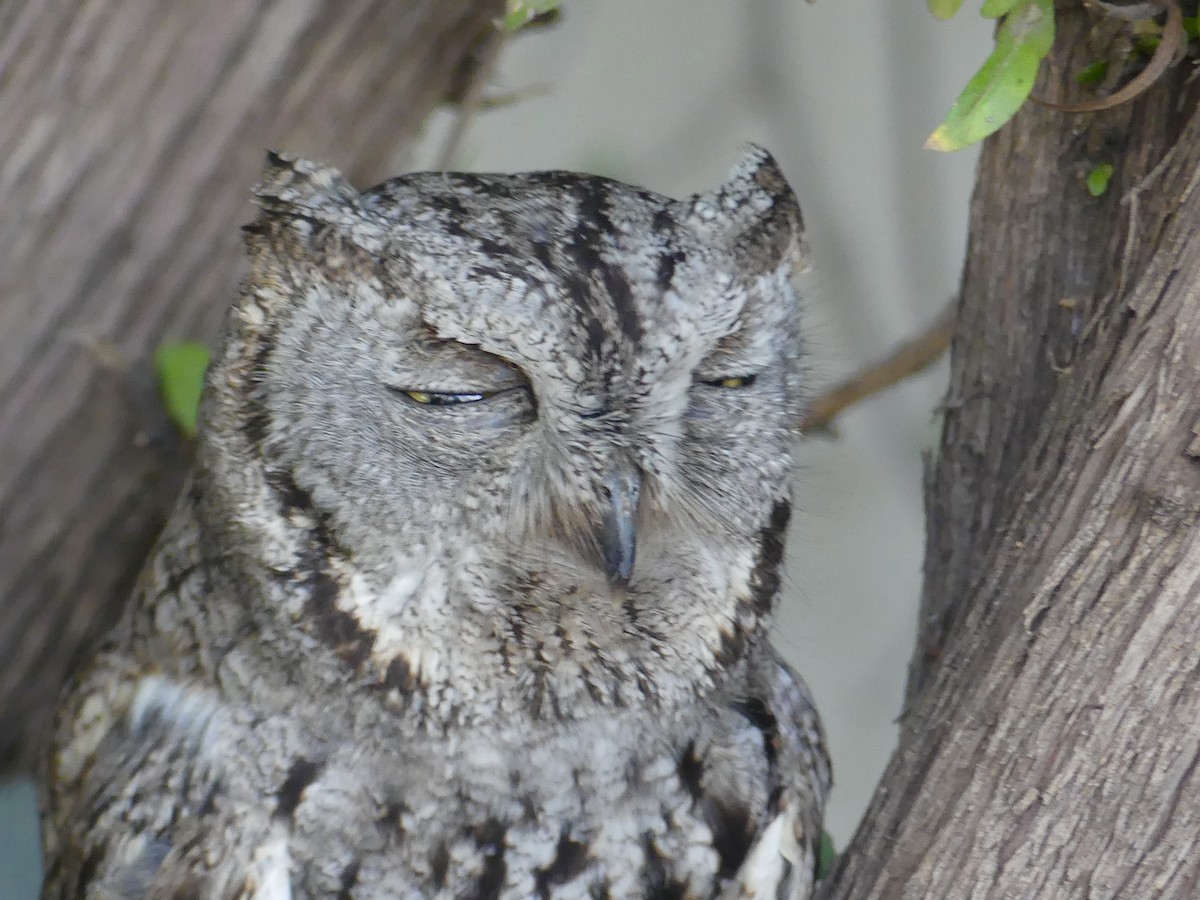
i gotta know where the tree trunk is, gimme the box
[0,0,501,771]
[824,3,1200,896]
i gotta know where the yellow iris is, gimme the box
[402,390,488,405]
[713,375,755,389]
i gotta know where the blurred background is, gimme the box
[0,2,990,893]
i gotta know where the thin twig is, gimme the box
[801,303,956,435]
[1117,138,1179,302]
[437,31,506,169]
[477,84,552,111]
[1031,0,1185,114]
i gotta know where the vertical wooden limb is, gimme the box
[0,0,503,770]
[826,3,1200,895]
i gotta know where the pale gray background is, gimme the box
[0,3,991,892]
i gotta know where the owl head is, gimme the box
[199,148,808,714]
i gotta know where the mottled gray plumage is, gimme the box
[42,147,830,899]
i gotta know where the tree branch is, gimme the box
[801,304,953,436]
[824,2,1200,894]
[0,0,503,772]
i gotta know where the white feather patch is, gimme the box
[127,675,221,747]
[246,830,293,900]
[730,811,801,898]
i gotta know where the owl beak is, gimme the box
[599,468,641,585]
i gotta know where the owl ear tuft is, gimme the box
[242,153,370,284]
[253,151,361,217]
[684,145,804,272]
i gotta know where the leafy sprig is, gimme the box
[927,0,1055,151]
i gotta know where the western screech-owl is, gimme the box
[41,146,830,898]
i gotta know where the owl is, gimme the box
[41,146,830,899]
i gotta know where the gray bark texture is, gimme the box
[0,0,502,771]
[824,3,1200,897]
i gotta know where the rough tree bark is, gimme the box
[824,3,1200,897]
[0,0,503,770]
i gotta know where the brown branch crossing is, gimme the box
[1032,0,1185,113]
[801,304,955,435]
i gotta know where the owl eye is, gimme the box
[400,389,490,406]
[702,374,757,389]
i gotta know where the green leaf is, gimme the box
[1075,60,1108,86]
[815,831,837,881]
[928,0,965,20]
[1086,163,1115,197]
[502,0,562,32]
[1184,17,1200,40]
[155,341,210,438]
[980,0,1024,18]
[1134,34,1161,56]
[926,0,1056,152]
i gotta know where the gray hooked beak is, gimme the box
[599,468,642,585]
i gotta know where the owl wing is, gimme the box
[722,805,813,899]
[41,673,286,900]
[726,649,831,899]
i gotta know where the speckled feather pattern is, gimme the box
[41,147,829,899]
